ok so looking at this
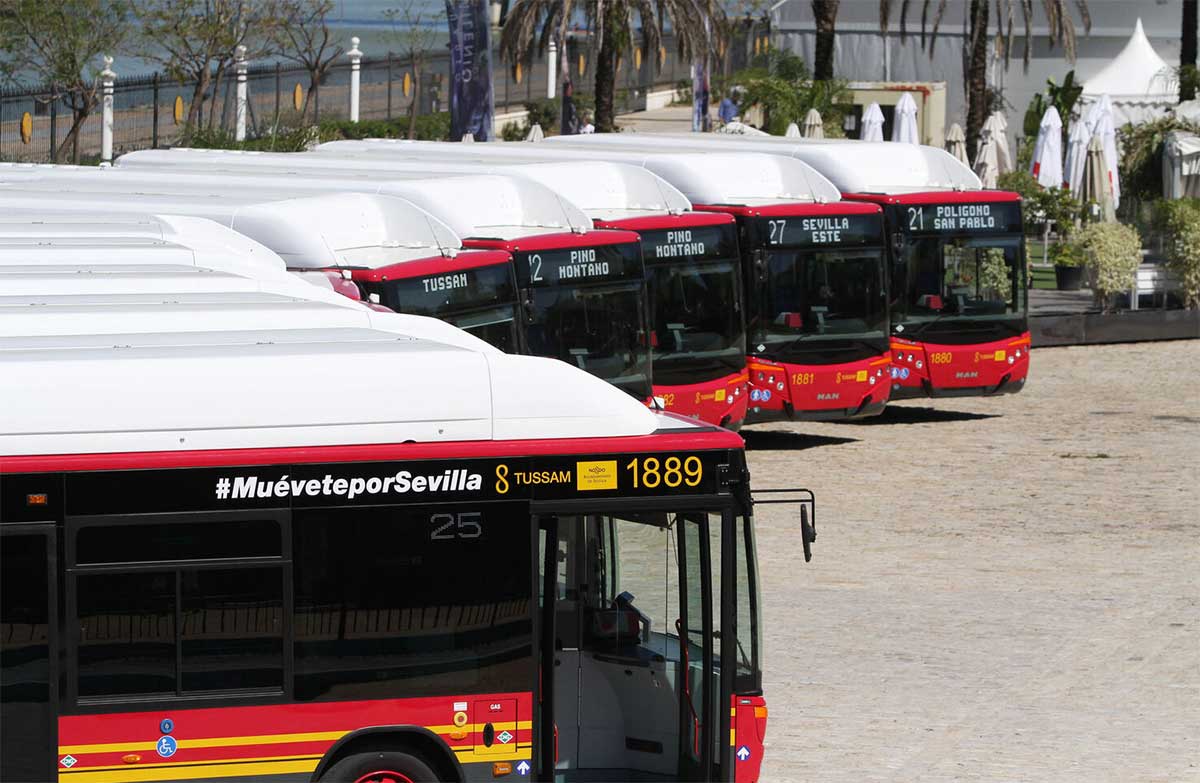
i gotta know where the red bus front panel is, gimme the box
[890,332,1031,398]
[732,695,767,783]
[745,354,891,422]
[655,371,749,428]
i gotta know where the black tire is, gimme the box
[319,750,441,783]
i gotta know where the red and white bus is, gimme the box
[544,134,1031,399]
[1,292,798,782]
[116,151,747,426]
[308,142,892,422]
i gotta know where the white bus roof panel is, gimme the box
[0,329,662,455]
[540,133,983,193]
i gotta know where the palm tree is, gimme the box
[501,0,725,132]
[1183,0,1197,101]
[811,0,839,81]
[880,0,1091,160]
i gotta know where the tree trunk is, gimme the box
[186,68,210,127]
[1184,0,1198,101]
[59,107,88,165]
[593,12,619,132]
[812,0,839,81]
[408,62,421,139]
[207,62,227,131]
[964,0,989,163]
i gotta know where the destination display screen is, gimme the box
[640,224,738,265]
[381,263,516,317]
[12,450,739,518]
[745,214,884,248]
[896,202,1023,235]
[513,242,643,287]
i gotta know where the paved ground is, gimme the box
[746,340,1200,782]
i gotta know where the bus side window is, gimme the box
[71,515,288,702]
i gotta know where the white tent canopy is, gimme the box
[1080,18,1177,126]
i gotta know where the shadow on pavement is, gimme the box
[834,405,1000,425]
[742,430,859,451]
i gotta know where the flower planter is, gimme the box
[1055,264,1085,291]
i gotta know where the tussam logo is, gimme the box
[214,470,484,501]
[576,460,618,491]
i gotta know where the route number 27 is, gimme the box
[767,219,787,245]
[430,512,483,540]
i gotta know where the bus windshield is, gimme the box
[894,235,1026,336]
[759,248,887,355]
[525,281,651,399]
[649,259,744,385]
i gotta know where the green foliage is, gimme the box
[978,249,1012,297]
[1022,71,1082,140]
[1076,222,1142,306]
[318,113,451,142]
[1117,116,1200,210]
[173,112,452,153]
[1154,199,1200,308]
[732,50,850,137]
[1180,65,1200,103]
[1049,240,1086,268]
[997,169,1082,237]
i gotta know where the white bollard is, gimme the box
[235,45,248,141]
[348,36,363,123]
[547,39,557,100]
[99,56,115,166]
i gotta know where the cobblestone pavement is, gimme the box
[747,340,1200,782]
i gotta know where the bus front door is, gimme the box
[542,512,716,782]
[1,525,58,783]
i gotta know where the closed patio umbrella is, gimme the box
[945,123,968,164]
[892,93,919,144]
[1030,106,1064,189]
[861,102,885,142]
[980,112,1012,173]
[1080,134,1116,222]
[1085,95,1121,208]
[1063,117,1089,192]
[525,123,545,141]
[801,108,824,138]
[785,122,801,137]
[973,132,1000,188]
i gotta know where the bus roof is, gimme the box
[0,169,465,269]
[539,133,984,193]
[118,150,692,222]
[0,324,670,457]
[122,144,844,210]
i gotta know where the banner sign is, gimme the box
[747,214,884,248]
[445,0,495,141]
[691,58,710,132]
[513,243,643,287]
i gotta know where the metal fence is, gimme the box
[0,28,754,164]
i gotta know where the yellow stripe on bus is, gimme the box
[60,722,533,756]
[61,758,318,783]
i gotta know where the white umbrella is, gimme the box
[1030,106,1064,189]
[1080,134,1116,222]
[981,112,1013,173]
[1085,95,1121,208]
[801,109,824,139]
[1064,117,1089,192]
[973,132,1000,188]
[892,93,919,144]
[716,121,769,136]
[524,123,545,142]
[861,102,885,142]
[460,132,475,143]
[785,121,801,137]
[944,123,968,164]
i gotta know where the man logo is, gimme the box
[576,461,618,491]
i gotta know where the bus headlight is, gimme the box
[915,360,923,369]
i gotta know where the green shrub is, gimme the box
[1155,198,1200,308]
[1049,240,1086,267]
[733,50,851,137]
[997,170,1082,238]
[1075,222,1142,308]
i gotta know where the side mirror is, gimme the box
[800,504,816,563]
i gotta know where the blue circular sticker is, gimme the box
[749,389,761,401]
[900,367,911,380]
[761,390,772,402]
[156,735,177,758]
[160,718,174,734]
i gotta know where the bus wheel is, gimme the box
[321,751,439,783]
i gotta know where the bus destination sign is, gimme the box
[898,202,1023,235]
[748,214,882,248]
[640,225,737,265]
[51,451,734,515]
[515,243,643,287]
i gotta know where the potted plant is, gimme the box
[1051,240,1087,291]
[1077,222,1143,312]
